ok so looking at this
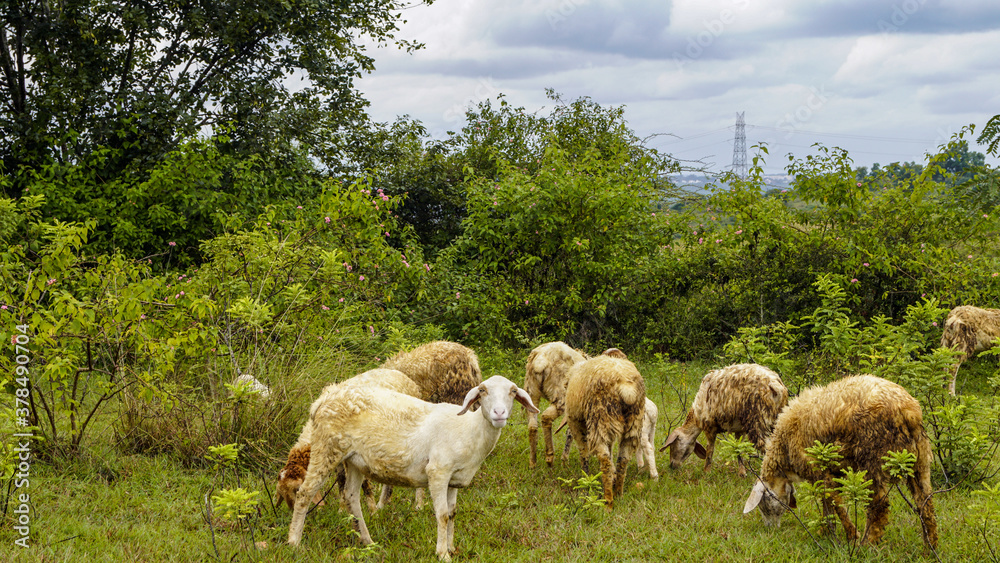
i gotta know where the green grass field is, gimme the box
[2,356,996,562]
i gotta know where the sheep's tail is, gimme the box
[907,428,939,550]
[618,380,642,406]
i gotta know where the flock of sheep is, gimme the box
[270,304,1000,560]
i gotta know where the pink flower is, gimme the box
[369,325,375,334]
[47,278,56,285]
[850,279,858,283]
[525,300,529,305]
[857,182,862,187]
[698,238,703,244]
[425,264,431,272]
[322,305,329,310]
[325,217,331,223]
[735,230,743,235]
[346,265,352,271]
[168,241,176,247]
[359,275,365,281]
[863,263,869,267]
[993,273,999,277]
[179,291,185,296]
[969,255,974,259]
[385,232,390,237]
[456,292,461,299]
[339,298,345,302]
[140,314,146,319]
[715,239,721,243]
[296,205,303,209]
[0,305,7,310]
[493,201,498,206]
[932,321,938,327]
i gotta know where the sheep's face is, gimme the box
[743,477,795,526]
[277,469,304,510]
[661,428,703,469]
[276,446,311,509]
[459,376,539,428]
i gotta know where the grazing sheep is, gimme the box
[286,376,539,561]
[232,373,271,399]
[940,305,1000,395]
[524,341,588,468]
[276,368,421,511]
[743,375,938,550]
[660,363,788,477]
[381,340,482,404]
[635,397,659,479]
[564,354,646,509]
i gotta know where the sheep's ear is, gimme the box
[514,387,539,413]
[659,430,679,452]
[693,442,707,459]
[785,482,797,509]
[743,480,766,514]
[457,385,483,415]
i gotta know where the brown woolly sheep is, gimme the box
[381,341,482,404]
[661,363,787,477]
[940,305,1000,395]
[276,368,421,511]
[743,375,938,550]
[524,341,589,468]
[564,354,646,509]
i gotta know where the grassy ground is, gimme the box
[2,355,997,562]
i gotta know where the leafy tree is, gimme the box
[1,0,429,192]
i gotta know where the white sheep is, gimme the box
[660,363,787,477]
[523,341,588,468]
[276,368,421,511]
[635,397,659,479]
[231,373,271,399]
[940,305,1000,395]
[563,354,646,509]
[286,375,539,561]
[743,375,938,550]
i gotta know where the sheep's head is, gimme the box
[743,476,796,525]
[276,445,311,510]
[659,412,706,469]
[458,375,539,428]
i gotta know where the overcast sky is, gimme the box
[357,0,1000,175]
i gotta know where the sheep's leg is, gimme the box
[376,484,393,510]
[562,428,573,462]
[824,488,858,542]
[861,487,890,545]
[540,404,562,467]
[567,418,588,473]
[428,474,453,561]
[361,478,377,512]
[948,357,965,396]
[641,429,658,479]
[615,434,638,498]
[343,465,373,545]
[908,470,939,550]
[288,442,343,546]
[528,408,539,468]
[446,487,458,555]
[593,442,615,510]
[702,429,717,473]
[415,487,425,510]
